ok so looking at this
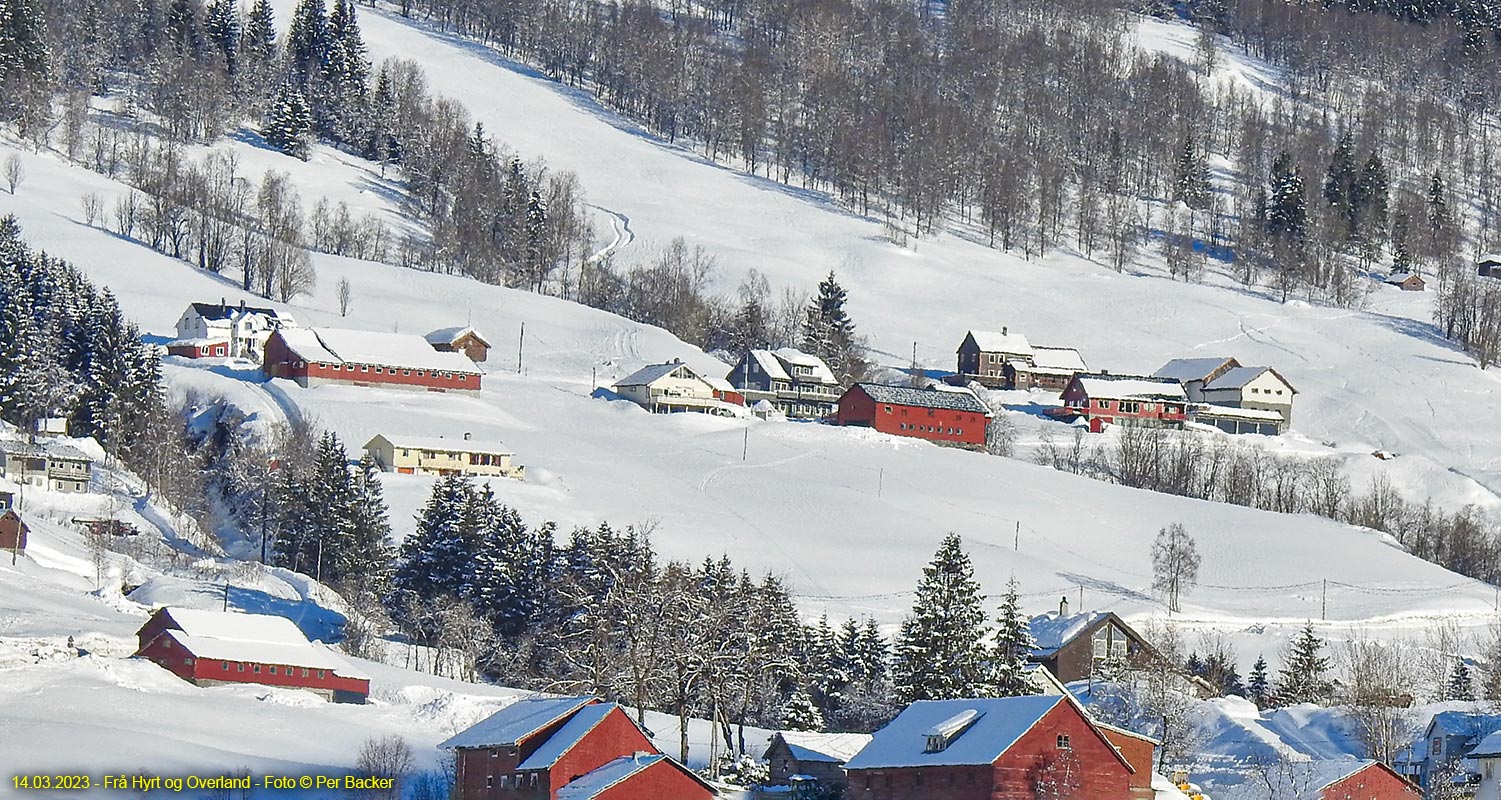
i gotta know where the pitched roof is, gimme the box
[771,348,838,383]
[1027,610,1111,657]
[851,383,991,415]
[309,328,481,374]
[1030,346,1087,373]
[767,731,875,764]
[962,330,1034,357]
[1470,731,1501,758]
[143,608,368,679]
[365,434,512,456]
[1479,253,1501,265]
[517,704,628,769]
[275,328,342,364]
[843,696,1068,769]
[1151,357,1238,383]
[425,326,491,347]
[439,696,598,749]
[1203,366,1297,394]
[744,350,791,382]
[0,438,92,462]
[163,629,353,672]
[1386,272,1424,284]
[157,607,310,645]
[191,301,283,320]
[1191,404,1285,423]
[1295,760,1385,800]
[1427,710,1501,740]
[1073,374,1187,401]
[614,361,708,388]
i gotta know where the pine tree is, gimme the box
[780,687,825,731]
[204,0,241,76]
[1447,659,1476,701]
[1276,623,1332,705]
[801,271,862,385]
[165,0,205,58]
[525,190,547,289]
[0,0,51,121]
[1247,654,1270,707]
[243,0,276,63]
[285,0,327,86]
[893,533,994,703]
[1323,129,1356,213]
[263,83,313,159]
[1266,152,1307,239]
[992,576,1038,697]
[1391,210,1414,273]
[1174,137,1211,210]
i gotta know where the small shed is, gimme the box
[763,731,872,793]
[1386,272,1426,291]
[0,509,28,553]
[1480,254,1501,278]
[425,326,492,363]
[166,338,231,358]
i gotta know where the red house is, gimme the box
[166,338,230,358]
[836,383,991,450]
[264,327,482,393]
[842,695,1140,800]
[1305,760,1420,800]
[1059,373,1188,433]
[133,607,370,703]
[442,696,715,800]
[0,509,28,553]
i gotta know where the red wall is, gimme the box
[847,702,1132,800]
[1101,729,1155,799]
[167,342,226,358]
[1321,763,1421,800]
[1060,381,1186,428]
[548,709,656,791]
[0,512,26,551]
[837,387,987,447]
[135,633,369,698]
[263,332,481,392]
[589,759,714,800]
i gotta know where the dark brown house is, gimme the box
[0,509,28,554]
[427,326,493,363]
[763,731,872,796]
[1027,601,1156,683]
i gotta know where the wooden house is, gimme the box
[1020,346,1088,391]
[0,509,28,554]
[956,329,1034,388]
[0,439,93,493]
[1027,601,1156,683]
[364,434,524,480]
[1468,732,1501,800]
[612,360,742,416]
[426,326,493,363]
[1295,760,1420,800]
[1190,404,1286,436]
[1386,272,1426,291]
[0,484,13,512]
[166,338,231,359]
[134,607,369,703]
[836,383,991,449]
[1059,374,1188,433]
[1151,357,1240,403]
[1404,710,1501,791]
[841,695,1140,800]
[763,731,873,795]
[726,348,842,418]
[264,328,482,393]
[175,299,293,362]
[442,695,716,800]
[1199,366,1296,425]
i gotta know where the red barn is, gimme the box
[836,383,991,449]
[134,607,370,703]
[264,328,482,393]
[1307,760,1420,800]
[1059,373,1188,433]
[842,695,1139,800]
[166,338,230,358]
[0,509,28,553]
[442,696,715,800]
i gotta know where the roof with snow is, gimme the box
[1203,366,1297,394]
[771,348,838,383]
[274,328,342,365]
[961,329,1034,357]
[1152,357,1238,383]
[190,301,283,321]
[1030,346,1087,373]
[1073,374,1187,401]
[1386,271,1424,284]
[1427,710,1501,740]
[519,703,629,769]
[142,608,368,679]
[1470,731,1501,758]
[439,696,598,749]
[1191,404,1286,422]
[1027,610,1112,657]
[745,350,791,382]
[1296,760,1383,800]
[156,607,311,645]
[305,328,481,374]
[163,630,353,672]
[843,696,1068,769]
[425,326,492,347]
[1479,253,1501,265]
[365,434,513,456]
[0,439,93,462]
[766,731,874,764]
[555,754,710,800]
[614,360,710,388]
[852,383,991,415]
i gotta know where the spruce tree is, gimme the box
[1276,623,1332,705]
[340,453,393,585]
[992,576,1038,697]
[264,83,313,159]
[0,0,51,120]
[1323,129,1356,214]
[286,0,328,86]
[1174,137,1211,210]
[801,271,861,385]
[204,0,241,76]
[1447,659,1476,701]
[780,687,825,732]
[893,533,994,703]
[244,0,277,64]
[1247,654,1270,707]
[525,190,547,288]
[1266,153,1307,239]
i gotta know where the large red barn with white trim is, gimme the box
[263,328,482,393]
[836,383,991,449]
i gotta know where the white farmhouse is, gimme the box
[612,360,741,415]
[174,299,296,362]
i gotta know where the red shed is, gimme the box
[836,383,991,449]
[134,607,369,703]
[442,696,715,800]
[166,338,230,358]
[264,328,482,393]
[0,509,28,553]
[842,695,1138,800]
[1308,760,1420,800]
[1059,373,1188,433]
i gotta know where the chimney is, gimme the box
[1002,326,1008,336]
[239,299,245,311]
[1060,595,1070,616]
[220,296,226,311]
[463,432,472,441]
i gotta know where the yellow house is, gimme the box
[362,434,524,480]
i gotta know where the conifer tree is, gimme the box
[386,475,480,636]
[264,83,313,159]
[992,576,1038,697]
[801,271,862,385]
[286,0,327,86]
[893,533,994,703]
[780,687,825,731]
[1266,153,1307,239]
[1247,654,1270,707]
[0,0,51,121]
[340,453,393,585]
[525,190,547,289]
[244,0,277,64]
[1174,137,1211,210]
[1276,623,1332,705]
[204,0,241,76]
[1447,659,1475,701]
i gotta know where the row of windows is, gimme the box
[898,423,965,436]
[484,773,541,789]
[1247,386,1285,396]
[217,660,327,679]
[307,362,470,381]
[882,405,982,423]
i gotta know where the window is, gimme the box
[1096,398,1109,409]
[361,365,369,372]
[301,668,309,677]
[253,664,261,673]
[222,661,230,671]
[417,370,426,377]
[1250,387,1259,394]
[485,777,493,788]
[1433,738,1443,755]
[269,666,278,675]
[459,374,468,381]
[318,670,326,679]
[402,370,411,376]
[1056,734,1071,749]
[884,405,893,414]
[238,663,245,672]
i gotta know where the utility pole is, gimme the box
[741,427,748,461]
[592,366,597,391]
[517,322,525,374]
[1014,520,1019,551]
[1078,585,1084,611]
[878,468,883,497]
[223,581,230,611]
[1321,579,1327,621]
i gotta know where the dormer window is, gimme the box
[923,709,982,753]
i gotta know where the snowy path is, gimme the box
[586,205,635,264]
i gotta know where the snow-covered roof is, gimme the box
[275,328,342,364]
[1027,610,1111,657]
[1150,772,1192,800]
[771,348,838,383]
[1074,374,1187,401]
[1191,404,1286,423]
[0,438,93,462]
[308,328,481,374]
[1386,272,1424,284]
[1470,731,1501,758]
[1152,357,1238,383]
[843,696,1066,769]
[160,607,311,645]
[1203,366,1297,394]
[614,361,707,388]
[1479,253,1501,265]
[1296,759,1380,800]
[190,301,283,321]
[366,434,512,456]
[1428,710,1501,739]
[164,630,352,672]
[963,329,1033,357]
[1030,346,1087,373]
[425,326,491,347]
[439,696,598,749]
[703,374,736,392]
[746,350,791,382]
[519,703,623,769]
[854,383,991,415]
[168,337,230,346]
[768,731,874,764]
[556,755,664,799]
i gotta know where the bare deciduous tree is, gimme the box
[337,276,352,317]
[354,736,414,800]
[1151,523,1201,613]
[3,155,22,195]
